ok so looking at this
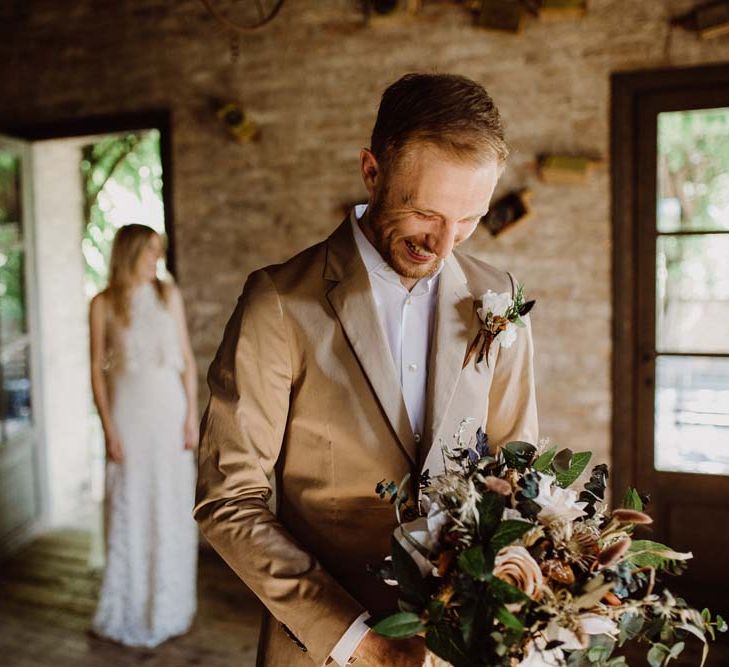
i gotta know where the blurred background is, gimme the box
[0,0,728,664]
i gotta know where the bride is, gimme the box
[89,223,199,647]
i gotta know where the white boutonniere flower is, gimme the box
[463,284,535,368]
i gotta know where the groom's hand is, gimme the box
[352,630,425,666]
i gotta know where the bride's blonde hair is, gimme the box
[105,224,170,326]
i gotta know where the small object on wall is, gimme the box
[214,100,260,143]
[672,1,729,39]
[481,189,532,236]
[363,0,423,24]
[538,0,587,21]
[477,0,526,33]
[537,154,601,185]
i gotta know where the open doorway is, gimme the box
[0,113,175,558]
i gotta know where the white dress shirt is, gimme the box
[328,204,442,665]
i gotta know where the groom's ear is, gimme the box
[359,148,380,198]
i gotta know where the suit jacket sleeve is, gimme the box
[485,311,539,449]
[193,269,365,666]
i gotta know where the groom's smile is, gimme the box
[359,141,501,289]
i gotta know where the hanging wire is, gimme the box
[199,0,286,32]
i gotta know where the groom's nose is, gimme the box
[430,219,458,258]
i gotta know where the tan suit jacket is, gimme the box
[193,216,538,666]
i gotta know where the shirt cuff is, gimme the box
[328,611,371,666]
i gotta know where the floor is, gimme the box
[0,530,263,666]
[1,530,727,666]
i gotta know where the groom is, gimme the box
[194,73,538,666]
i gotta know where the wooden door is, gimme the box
[613,64,729,618]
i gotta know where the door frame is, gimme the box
[611,61,729,501]
[2,110,177,276]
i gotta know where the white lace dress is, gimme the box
[91,283,198,648]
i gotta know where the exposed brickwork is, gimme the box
[2,0,728,465]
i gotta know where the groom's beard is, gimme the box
[365,196,444,282]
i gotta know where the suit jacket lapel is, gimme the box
[324,218,417,466]
[420,253,475,470]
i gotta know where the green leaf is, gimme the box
[485,573,530,604]
[459,600,476,648]
[566,648,590,667]
[478,492,505,538]
[458,545,488,581]
[460,594,492,649]
[647,643,669,667]
[391,536,429,604]
[533,446,557,472]
[669,642,685,659]
[371,611,424,638]
[618,610,644,646]
[587,644,611,661]
[623,487,644,511]
[425,623,470,667]
[626,540,692,569]
[555,451,592,488]
[502,441,537,472]
[660,621,674,644]
[495,605,524,632]
[490,520,534,552]
[717,615,728,633]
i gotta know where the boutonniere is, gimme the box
[463,284,535,368]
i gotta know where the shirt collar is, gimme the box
[351,204,387,275]
[350,204,442,293]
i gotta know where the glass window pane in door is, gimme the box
[656,234,729,354]
[0,149,32,442]
[657,107,729,233]
[655,355,729,475]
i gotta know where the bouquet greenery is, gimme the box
[370,422,726,666]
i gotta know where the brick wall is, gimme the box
[2,0,729,465]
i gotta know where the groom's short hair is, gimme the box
[370,72,508,173]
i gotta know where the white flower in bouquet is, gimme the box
[478,290,512,320]
[502,507,525,521]
[534,473,588,525]
[518,637,565,667]
[390,501,449,579]
[426,501,449,543]
[578,613,618,638]
[540,613,618,655]
[390,519,434,579]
